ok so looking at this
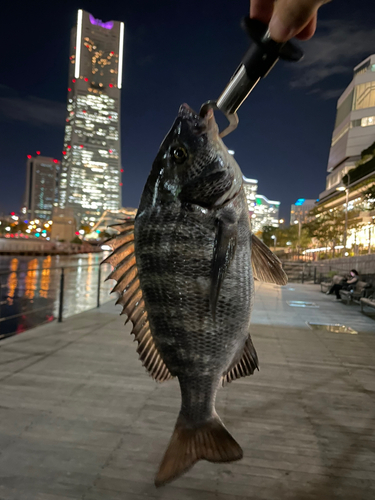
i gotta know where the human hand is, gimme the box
[250,0,330,42]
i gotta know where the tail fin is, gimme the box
[155,413,242,487]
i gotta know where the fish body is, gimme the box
[105,104,287,486]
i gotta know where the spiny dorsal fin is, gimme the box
[222,336,259,385]
[251,234,288,286]
[103,217,173,383]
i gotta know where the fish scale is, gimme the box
[105,103,288,487]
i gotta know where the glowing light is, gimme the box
[68,88,72,92]
[44,223,50,228]
[75,231,80,236]
[110,51,114,55]
[228,150,235,155]
[26,229,31,233]
[5,227,10,231]
[35,233,40,237]
[108,115,112,119]
[48,221,53,225]
[53,159,58,164]
[79,229,85,235]
[11,212,15,216]
[118,22,125,89]
[35,220,39,224]
[119,182,123,186]
[121,168,124,173]
[27,155,32,159]
[36,227,42,232]
[336,186,346,191]
[72,78,76,83]
[84,77,89,82]
[80,145,84,149]
[89,14,114,30]
[279,219,284,224]
[294,198,305,206]
[109,83,113,88]
[101,244,112,250]
[62,151,67,155]
[67,145,71,149]
[36,151,41,155]
[109,149,113,153]
[75,10,83,79]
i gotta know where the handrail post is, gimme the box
[97,265,101,308]
[58,267,65,323]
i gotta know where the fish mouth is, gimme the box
[178,103,215,134]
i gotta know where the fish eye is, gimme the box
[171,146,188,164]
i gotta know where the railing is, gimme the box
[0,262,113,340]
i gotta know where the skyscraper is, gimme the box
[24,155,60,221]
[242,175,280,233]
[59,10,124,224]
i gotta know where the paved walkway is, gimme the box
[0,283,374,500]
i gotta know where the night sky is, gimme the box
[1,0,375,221]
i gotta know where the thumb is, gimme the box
[269,0,329,42]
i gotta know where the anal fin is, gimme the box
[222,336,259,385]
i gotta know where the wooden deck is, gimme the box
[0,282,374,499]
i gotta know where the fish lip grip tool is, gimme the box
[200,17,304,138]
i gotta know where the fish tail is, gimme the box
[155,413,242,487]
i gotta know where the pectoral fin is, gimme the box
[210,218,237,320]
[251,234,288,285]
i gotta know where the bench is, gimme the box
[360,297,375,313]
[339,281,373,305]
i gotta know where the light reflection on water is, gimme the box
[0,253,114,339]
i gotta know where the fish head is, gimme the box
[151,104,243,208]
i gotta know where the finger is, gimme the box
[295,16,317,40]
[250,0,275,25]
[269,0,329,42]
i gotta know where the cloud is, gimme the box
[290,19,375,97]
[0,90,65,127]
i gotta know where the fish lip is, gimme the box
[178,103,215,135]
[178,103,200,120]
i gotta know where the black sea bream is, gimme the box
[105,104,287,486]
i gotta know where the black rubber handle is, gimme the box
[241,17,304,79]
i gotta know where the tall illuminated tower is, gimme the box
[59,10,124,224]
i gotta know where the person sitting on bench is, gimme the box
[327,269,359,300]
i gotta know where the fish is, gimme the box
[104,104,287,487]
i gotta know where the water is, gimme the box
[0,252,114,340]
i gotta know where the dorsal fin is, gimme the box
[222,336,259,385]
[103,217,173,383]
[251,234,288,286]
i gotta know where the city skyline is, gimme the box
[1,0,375,221]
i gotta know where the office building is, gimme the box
[319,55,375,200]
[243,176,280,233]
[290,199,316,225]
[316,55,375,250]
[59,9,125,224]
[24,155,60,221]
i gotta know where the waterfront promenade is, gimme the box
[0,283,374,500]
